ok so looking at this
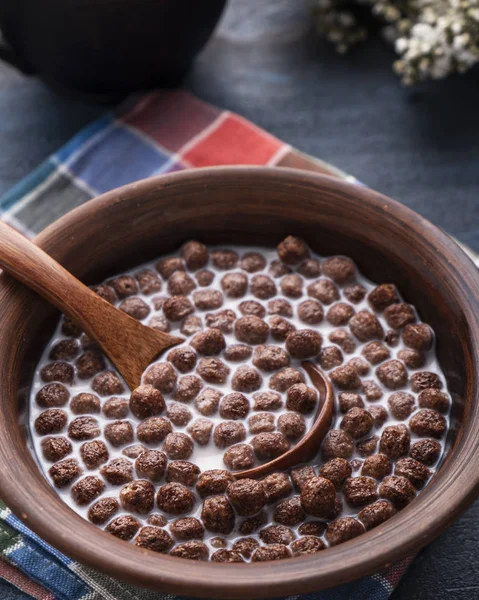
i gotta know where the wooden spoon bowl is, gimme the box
[0,167,478,598]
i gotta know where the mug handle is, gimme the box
[0,40,35,74]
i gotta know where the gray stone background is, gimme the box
[0,0,478,598]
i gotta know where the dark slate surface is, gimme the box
[0,1,478,598]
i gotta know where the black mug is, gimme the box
[0,0,226,99]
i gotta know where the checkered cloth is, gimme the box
[0,89,467,600]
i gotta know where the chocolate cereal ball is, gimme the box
[395,457,431,489]
[379,425,410,460]
[234,315,269,344]
[321,256,355,284]
[106,515,140,541]
[171,541,210,561]
[100,457,133,485]
[88,497,119,525]
[411,371,443,392]
[181,241,209,270]
[356,436,379,457]
[268,298,294,316]
[344,284,367,304]
[402,323,433,351]
[119,297,150,320]
[220,393,250,420]
[388,392,415,420]
[205,309,237,334]
[348,357,370,376]
[41,436,72,462]
[92,371,124,396]
[71,393,101,415]
[379,475,416,508]
[149,315,171,333]
[123,444,147,459]
[195,388,222,416]
[238,251,265,273]
[135,526,174,553]
[325,517,365,546]
[338,392,364,413]
[167,347,197,373]
[253,345,290,371]
[343,476,378,507]
[186,418,212,446]
[239,300,266,318]
[40,361,74,385]
[224,344,253,362]
[163,296,194,321]
[410,439,441,466]
[418,389,450,413]
[269,367,305,392]
[360,458,384,489]
[368,284,399,312]
[136,417,171,444]
[135,450,167,482]
[274,496,306,525]
[297,299,324,325]
[135,269,162,294]
[35,409,67,435]
[329,364,361,391]
[211,550,245,563]
[409,409,446,438]
[233,537,260,559]
[268,316,296,341]
[327,303,355,327]
[307,279,340,304]
[340,408,373,439]
[129,385,165,419]
[164,461,199,488]
[196,470,235,498]
[300,476,338,518]
[223,444,255,470]
[36,383,70,408]
[262,472,293,503]
[49,458,82,487]
[174,375,203,401]
[144,362,177,393]
[260,524,295,545]
[72,476,104,506]
[49,339,79,361]
[163,432,194,460]
[201,495,235,534]
[298,521,326,536]
[349,310,384,342]
[68,416,100,441]
[221,273,248,298]
[253,391,283,411]
[384,303,416,329]
[362,380,383,401]
[318,346,344,370]
[329,329,356,353]
[286,383,317,414]
[277,236,309,265]
[291,536,325,556]
[168,271,196,296]
[157,482,195,514]
[156,257,185,279]
[170,517,205,540]
[251,432,289,460]
[376,360,408,390]
[227,479,266,516]
[298,258,321,278]
[251,275,277,300]
[285,329,322,359]
[197,358,230,384]
[167,403,192,427]
[358,500,397,530]
[281,274,303,298]
[108,275,138,298]
[61,316,82,337]
[252,544,292,562]
[147,514,167,527]
[211,249,238,270]
[191,328,226,355]
[231,365,261,392]
[319,458,352,490]
[291,465,316,490]
[181,315,202,336]
[278,412,306,439]
[322,429,354,460]
[369,405,388,428]
[362,342,390,365]
[80,440,109,470]
[214,421,247,448]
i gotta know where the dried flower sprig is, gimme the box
[312,0,479,83]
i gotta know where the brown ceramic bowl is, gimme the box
[0,167,478,598]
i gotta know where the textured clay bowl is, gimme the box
[0,167,478,598]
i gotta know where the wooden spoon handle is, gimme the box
[0,221,99,327]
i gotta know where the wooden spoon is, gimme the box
[235,361,335,479]
[0,222,184,390]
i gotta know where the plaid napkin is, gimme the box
[0,89,458,600]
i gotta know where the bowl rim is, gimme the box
[1,165,479,598]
